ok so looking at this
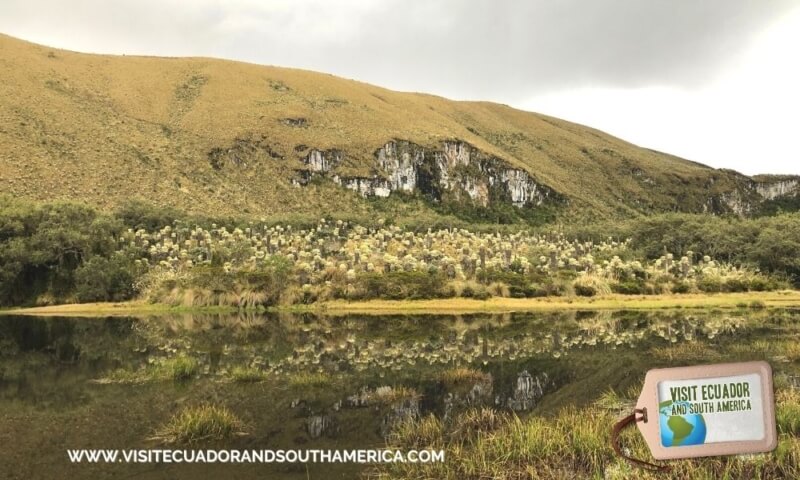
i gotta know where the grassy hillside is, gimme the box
[0,33,793,223]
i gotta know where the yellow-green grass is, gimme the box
[0,33,763,221]
[6,291,800,317]
[152,404,246,445]
[375,390,800,479]
[316,291,800,315]
[0,301,237,317]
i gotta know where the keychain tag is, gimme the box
[635,361,777,460]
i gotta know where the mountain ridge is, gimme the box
[1,33,797,223]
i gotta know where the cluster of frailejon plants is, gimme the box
[3,198,793,307]
[115,218,783,307]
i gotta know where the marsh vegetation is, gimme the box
[2,309,800,478]
[2,197,797,309]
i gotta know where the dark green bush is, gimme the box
[696,278,723,293]
[611,280,646,295]
[527,284,550,297]
[0,197,130,306]
[574,284,597,297]
[354,271,447,300]
[477,269,541,298]
[748,277,769,292]
[671,281,691,294]
[722,278,748,293]
[74,254,138,302]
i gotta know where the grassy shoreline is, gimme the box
[2,291,800,317]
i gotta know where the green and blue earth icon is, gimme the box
[659,400,707,446]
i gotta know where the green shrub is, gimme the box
[572,275,611,297]
[574,284,595,297]
[355,271,447,300]
[476,269,540,297]
[697,278,723,293]
[722,278,748,293]
[611,280,646,295]
[462,284,490,300]
[74,254,139,302]
[748,277,768,292]
[671,281,692,294]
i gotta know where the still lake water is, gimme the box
[1,309,798,479]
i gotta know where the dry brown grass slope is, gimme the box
[0,33,774,221]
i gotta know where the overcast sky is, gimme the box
[1,0,798,175]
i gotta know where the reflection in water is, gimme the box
[0,311,751,408]
[0,309,796,479]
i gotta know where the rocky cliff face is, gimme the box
[303,149,342,173]
[712,175,800,215]
[755,178,799,200]
[293,139,562,209]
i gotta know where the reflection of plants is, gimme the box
[230,366,267,383]
[439,368,491,390]
[750,300,767,309]
[367,386,421,406]
[118,311,750,380]
[153,404,246,444]
[287,371,330,388]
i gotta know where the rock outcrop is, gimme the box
[303,149,342,173]
[754,178,799,200]
[293,139,561,209]
[714,175,800,215]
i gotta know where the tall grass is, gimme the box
[153,404,246,444]
[373,391,800,479]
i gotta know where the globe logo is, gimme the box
[659,400,707,446]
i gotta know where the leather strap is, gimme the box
[611,408,670,473]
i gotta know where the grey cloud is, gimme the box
[0,0,796,103]
[287,0,797,102]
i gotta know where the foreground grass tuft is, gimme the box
[153,404,246,444]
